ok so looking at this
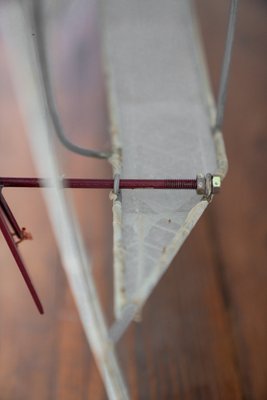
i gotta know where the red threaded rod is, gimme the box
[0,177,197,190]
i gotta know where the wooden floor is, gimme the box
[0,0,266,399]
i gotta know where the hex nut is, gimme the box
[196,174,206,195]
[212,175,221,194]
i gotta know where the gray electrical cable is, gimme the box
[31,1,111,160]
[215,0,239,132]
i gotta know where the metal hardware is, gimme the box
[0,176,221,193]
[196,174,206,195]
[212,175,221,194]
[197,173,222,200]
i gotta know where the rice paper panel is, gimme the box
[102,0,218,319]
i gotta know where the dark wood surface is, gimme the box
[0,1,266,399]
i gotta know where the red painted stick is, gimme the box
[0,191,23,239]
[0,177,197,190]
[0,208,44,314]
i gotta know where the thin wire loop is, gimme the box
[31,2,111,160]
[214,0,239,132]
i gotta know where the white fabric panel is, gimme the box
[0,3,129,399]
[102,0,218,319]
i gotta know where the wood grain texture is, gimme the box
[0,0,266,399]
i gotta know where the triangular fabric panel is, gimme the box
[102,0,224,322]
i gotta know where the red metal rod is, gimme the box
[0,177,197,190]
[0,191,23,239]
[0,208,44,314]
